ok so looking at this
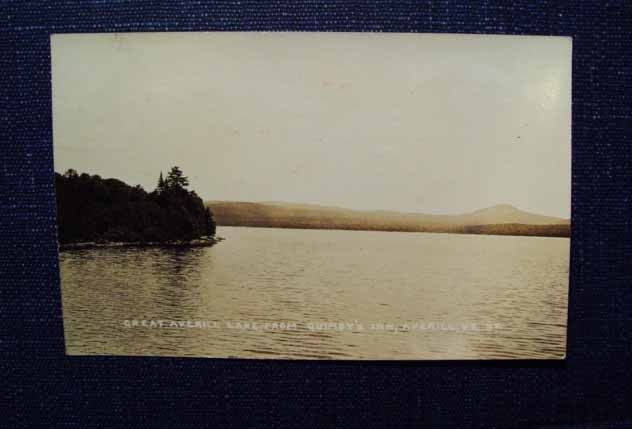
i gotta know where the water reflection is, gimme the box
[60,227,569,359]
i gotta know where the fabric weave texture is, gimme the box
[2,1,632,427]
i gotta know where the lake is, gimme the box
[59,226,569,359]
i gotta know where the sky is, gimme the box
[52,32,571,217]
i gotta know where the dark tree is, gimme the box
[205,207,216,236]
[165,166,189,190]
[55,167,216,244]
[64,168,78,179]
[156,172,165,194]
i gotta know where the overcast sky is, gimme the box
[52,32,571,217]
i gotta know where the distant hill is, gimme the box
[449,204,568,226]
[206,201,570,238]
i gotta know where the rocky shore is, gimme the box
[59,236,224,251]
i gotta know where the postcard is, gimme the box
[52,32,571,359]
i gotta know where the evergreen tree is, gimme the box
[157,172,165,193]
[165,166,189,190]
[56,168,217,244]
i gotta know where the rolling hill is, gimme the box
[206,201,570,238]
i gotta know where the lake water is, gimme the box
[60,226,569,359]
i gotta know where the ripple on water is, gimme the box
[60,227,569,359]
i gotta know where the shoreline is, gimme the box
[213,224,570,239]
[59,236,224,251]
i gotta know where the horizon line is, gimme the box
[206,199,570,221]
[54,170,569,221]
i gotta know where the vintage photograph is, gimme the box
[52,32,571,359]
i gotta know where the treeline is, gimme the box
[55,167,216,244]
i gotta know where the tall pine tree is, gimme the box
[165,166,189,190]
[157,172,165,193]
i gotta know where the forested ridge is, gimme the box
[55,167,216,244]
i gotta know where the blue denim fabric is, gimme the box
[2,1,631,427]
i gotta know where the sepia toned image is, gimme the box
[52,32,571,360]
